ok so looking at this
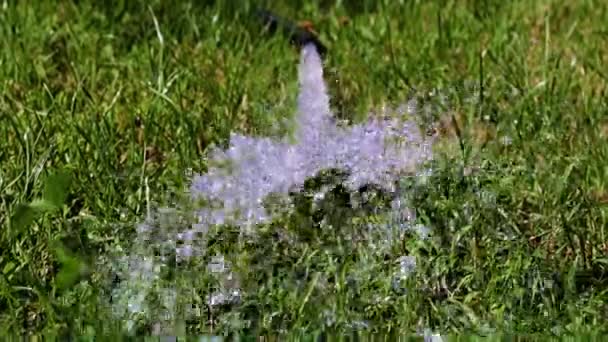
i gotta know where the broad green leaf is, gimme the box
[29,199,57,212]
[52,243,84,291]
[10,203,37,232]
[2,261,16,275]
[55,260,82,291]
[43,172,71,209]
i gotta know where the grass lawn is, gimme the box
[1,0,607,337]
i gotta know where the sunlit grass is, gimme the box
[1,0,607,337]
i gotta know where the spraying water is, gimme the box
[188,43,433,248]
[109,43,435,333]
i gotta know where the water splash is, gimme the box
[189,43,433,248]
[110,43,435,332]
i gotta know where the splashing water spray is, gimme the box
[107,24,440,336]
[188,42,433,245]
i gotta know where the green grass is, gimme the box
[1,0,607,337]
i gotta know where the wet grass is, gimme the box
[1,0,607,337]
